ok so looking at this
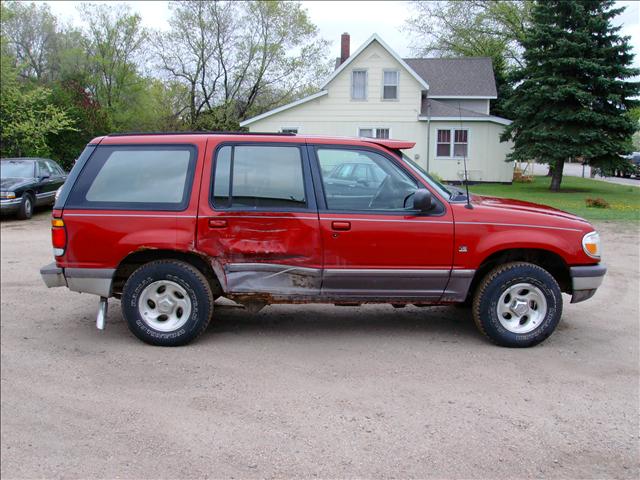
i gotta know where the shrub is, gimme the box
[585,197,610,209]
[429,172,444,183]
[513,167,534,183]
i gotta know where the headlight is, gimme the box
[0,191,16,199]
[582,231,601,259]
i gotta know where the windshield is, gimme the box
[1,160,35,178]
[400,153,452,199]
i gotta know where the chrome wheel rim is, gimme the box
[496,282,547,334]
[138,280,191,332]
[24,198,32,216]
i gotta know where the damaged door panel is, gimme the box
[225,263,322,295]
[196,141,323,295]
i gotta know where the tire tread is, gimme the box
[472,261,560,346]
[122,259,214,346]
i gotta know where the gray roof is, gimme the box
[420,98,490,117]
[404,57,497,97]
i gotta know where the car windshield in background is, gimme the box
[400,153,452,199]
[1,160,35,178]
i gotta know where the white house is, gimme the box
[240,33,514,183]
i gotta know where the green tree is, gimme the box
[79,3,146,114]
[404,1,532,116]
[155,0,330,129]
[501,0,639,191]
[1,1,59,82]
[0,52,76,158]
[46,79,108,169]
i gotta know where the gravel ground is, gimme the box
[1,211,639,479]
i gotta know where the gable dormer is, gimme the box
[323,34,429,108]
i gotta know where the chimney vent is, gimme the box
[340,33,350,65]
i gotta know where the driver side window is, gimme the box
[317,148,417,211]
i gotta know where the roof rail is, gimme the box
[107,131,296,137]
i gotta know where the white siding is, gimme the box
[249,41,424,123]
[434,99,490,115]
[247,40,427,161]
[427,121,514,182]
[246,39,513,183]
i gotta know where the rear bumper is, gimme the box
[40,262,66,288]
[570,264,606,303]
[40,262,115,297]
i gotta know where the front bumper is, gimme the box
[40,262,115,297]
[0,198,21,214]
[570,264,607,303]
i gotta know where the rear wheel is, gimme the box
[472,262,562,347]
[122,260,213,346]
[16,193,34,220]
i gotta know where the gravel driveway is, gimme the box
[1,211,638,479]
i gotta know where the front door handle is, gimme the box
[331,221,351,231]
[208,219,228,228]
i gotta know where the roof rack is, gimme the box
[107,131,296,137]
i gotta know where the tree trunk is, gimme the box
[546,163,554,177]
[549,159,565,191]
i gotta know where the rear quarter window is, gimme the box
[66,145,197,211]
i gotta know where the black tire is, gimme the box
[121,260,214,346]
[472,262,562,347]
[16,193,34,220]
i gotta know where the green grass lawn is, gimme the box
[467,176,640,222]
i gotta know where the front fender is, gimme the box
[455,225,584,269]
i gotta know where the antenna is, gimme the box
[458,102,473,209]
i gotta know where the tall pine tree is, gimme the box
[501,0,639,191]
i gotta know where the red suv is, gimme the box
[40,133,606,347]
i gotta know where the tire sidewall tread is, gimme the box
[122,260,213,346]
[472,262,563,348]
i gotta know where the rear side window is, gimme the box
[212,145,306,209]
[66,145,196,211]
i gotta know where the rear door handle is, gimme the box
[208,219,228,228]
[331,221,351,231]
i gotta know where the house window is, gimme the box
[281,127,298,134]
[359,128,390,139]
[352,70,367,100]
[436,129,468,158]
[453,129,468,157]
[383,70,399,100]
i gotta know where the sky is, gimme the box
[40,0,639,65]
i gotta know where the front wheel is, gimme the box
[472,262,562,347]
[16,193,34,220]
[121,260,214,346]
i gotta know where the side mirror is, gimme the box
[40,172,50,180]
[413,189,433,212]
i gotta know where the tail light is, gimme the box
[51,218,67,257]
